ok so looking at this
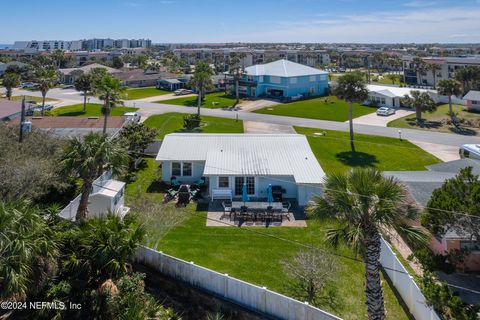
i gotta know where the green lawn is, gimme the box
[11,95,58,103]
[254,96,376,122]
[123,87,170,100]
[157,92,239,109]
[295,127,440,174]
[144,112,244,138]
[372,76,402,85]
[49,103,138,117]
[387,104,480,135]
[125,158,410,320]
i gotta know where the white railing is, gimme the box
[134,246,342,320]
[379,238,441,320]
[59,170,113,220]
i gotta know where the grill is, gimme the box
[271,185,284,202]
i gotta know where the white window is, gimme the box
[309,75,317,82]
[218,177,229,188]
[258,76,264,83]
[309,87,315,93]
[320,75,327,81]
[182,162,192,176]
[289,77,297,84]
[172,162,181,176]
[270,76,281,84]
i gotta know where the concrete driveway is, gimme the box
[236,99,279,112]
[350,109,414,127]
[243,121,295,134]
[136,93,196,103]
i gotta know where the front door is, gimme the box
[234,177,255,196]
[251,87,256,97]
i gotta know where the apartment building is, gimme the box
[11,38,151,53]
[402,56,480,86]
[173,48,330,69]
[11,40,83,53]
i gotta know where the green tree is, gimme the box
[400,90,437,123]
[93,74,125,134]
[2,72,21,100]
[188,60,214,116]
[308,168,426,320]
[412,57,427,86]
[385,73,400,84]
[427,63,442,88]
[118,122,157,169]
[61,132,128,220]
[74,73,93,113]
[112,56,124,69]
[35,67,58,116]
[421,167,480,240]
[228,52,247,103]
[454,66,480,94]
[333,72,369,151]
[437,79,462,119]
[0,201,58,302]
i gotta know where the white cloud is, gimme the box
[230,7,480,43]
[403,1,438,7]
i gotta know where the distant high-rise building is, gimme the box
[11,38,151,52]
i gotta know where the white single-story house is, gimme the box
[463,90,480,112]
[88,179,130,218]
[366,84,440,108]
[155,134,325,205]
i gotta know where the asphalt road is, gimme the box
[10,88,480,147]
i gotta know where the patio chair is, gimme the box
[222,201,232,220]
[176,184,190,207]
[170,176,180,190]
[282,201,291,220]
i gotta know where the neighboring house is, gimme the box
[366,84,441,108]
[9,116,126,137]
[88,179,129,218]
[157,78,188,91]
[0,61,27,76]
[463,90,480,112]
[156,133,325,206]
[58,63,121,84]
[235,59,328,100]
[0,99,23,121]
[402,56,480,87]
[114,69,176,88]
[384,158,480,271]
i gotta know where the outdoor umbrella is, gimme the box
[242,182,249,206]
[267,184,273,204]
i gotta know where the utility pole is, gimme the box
[19,96,26,143]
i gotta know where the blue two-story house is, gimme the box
[238,59,329,99]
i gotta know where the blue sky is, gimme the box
[1,0,480,43]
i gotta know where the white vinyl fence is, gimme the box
[134,246,342,320]
[379,238,441,320]
[59,170,113,220]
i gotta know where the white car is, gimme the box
[376,107,396,116]
[124,112,141,123]
[174,89,193,96]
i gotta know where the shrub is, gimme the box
[183,114,201,130]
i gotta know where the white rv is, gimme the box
[459,144,480,160]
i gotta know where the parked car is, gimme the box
[376,107,396,116]
[124,111,141,123]
[21,82,36,89]
[459,144,480,160]
[174,89,193,96]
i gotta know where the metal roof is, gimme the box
[245,59,328,77]
[367,84,437,98]
[463,90,480,101]
[92,179,125,198]
[156,133,325,184]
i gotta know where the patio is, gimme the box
[206,200,307,227]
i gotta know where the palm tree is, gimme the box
[308,168,426,320]
[412,57,426,86]
[188,60,214,116]
[2,72,21,100]
[61,132,129,221]
[427,63,441,88]
[400,90,437,124]
[50,49,68,69]
[74,73,93,113]
[35,67,58,116]
[227,52,247,102]
[0,201,58,302]
[333,72,369,152]
[437,79,462,119]
[93,74,125,134]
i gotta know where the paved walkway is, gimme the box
[243,121,295,134]
[351,109,414,127]
[410,140,460,162]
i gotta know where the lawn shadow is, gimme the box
[57,111,87,117]
[147,180,170,193]
[448,126,478,136]
[335,151,378,168]
[404,118,442,129]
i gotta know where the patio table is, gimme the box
[231,201,283,211]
